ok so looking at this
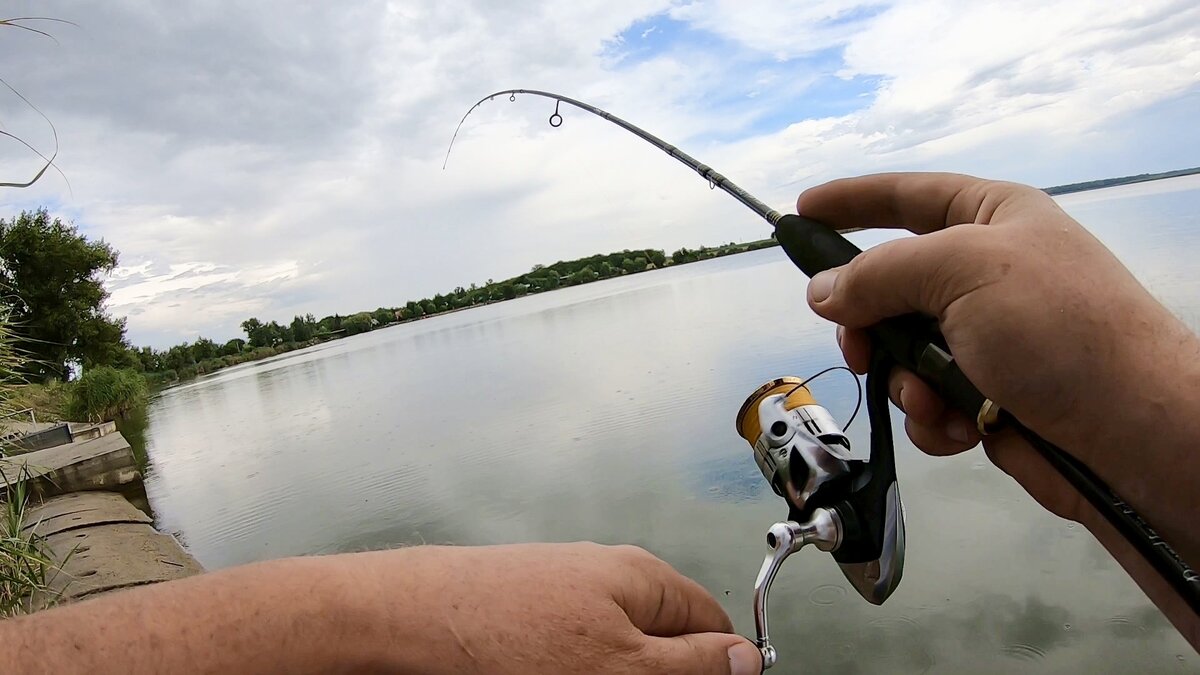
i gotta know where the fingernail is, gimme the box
[809,270,838,303]
[835,325,844,348]
[728,641,761,675]
[946,419,972,443]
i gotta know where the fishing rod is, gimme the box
[444,88,1200,667]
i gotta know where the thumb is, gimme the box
[806,224,988,328]
[639,632,762,675]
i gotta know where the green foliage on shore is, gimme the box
[64,367,148,422]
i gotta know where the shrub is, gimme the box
[65,367,148,422]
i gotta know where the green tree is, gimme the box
[162,343,195,372]
[242,318,267,347]
[192,337,218,361]
[221,339,245,356]
[648,250,666,267]
[373,307,394,325]
[501,284,516,300]
[0,209,122,380]
[135,346,163,372]
[76,315,133,370]
[290,315,315,342]
[342,312,374,336]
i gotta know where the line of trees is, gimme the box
[2,204,780,390]
[132,308,399,382]
[129,239,781,381]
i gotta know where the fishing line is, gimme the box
[787,366,863,432]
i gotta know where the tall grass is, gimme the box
[0,307,22,424]
[0,302,71,614]
[0,461,69,615]
[65,366,148,422]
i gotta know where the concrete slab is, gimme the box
[0,432,140,499]
[6,422,73,453]
[66,421,117,442]
[39,522,205,604]
[23,491,151,537]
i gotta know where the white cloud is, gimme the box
[0,0,1196,347]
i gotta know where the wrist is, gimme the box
[260,554,407,673]
[312,547,454,674]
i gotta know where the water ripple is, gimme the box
[1002,643,1047,663]
[807,584,847,607]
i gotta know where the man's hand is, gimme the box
[796,172,1200,647]
[355,542,761,674]
[0,542,762,675]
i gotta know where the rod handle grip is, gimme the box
[773,214,1000,434]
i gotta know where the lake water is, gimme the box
[139,175,1200,673]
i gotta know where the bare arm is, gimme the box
[1,555,375,673]
[0,543,762,674]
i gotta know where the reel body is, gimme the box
[736,366,905,669]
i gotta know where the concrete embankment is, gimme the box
[1,422,204,611]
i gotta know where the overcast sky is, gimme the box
[2,1,1198,348]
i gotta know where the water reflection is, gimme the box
[115,406,150,475]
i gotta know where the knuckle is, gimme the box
[612,544,656,565]
[922,227,1010,311]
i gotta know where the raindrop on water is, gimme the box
[1002,644,1047,663]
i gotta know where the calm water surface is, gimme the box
[142,176,1200,673]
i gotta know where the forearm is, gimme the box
[1079,488,1200,651]
[0,555,393,674]
[1078,312,1200,569]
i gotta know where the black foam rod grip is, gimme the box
[773,214,861,275]
[773,214,993,431]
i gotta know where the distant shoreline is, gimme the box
[1042,167,1200,195]
[140,166,1199,384]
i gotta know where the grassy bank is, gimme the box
[8,368,148,424]
[7,381,69,422]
